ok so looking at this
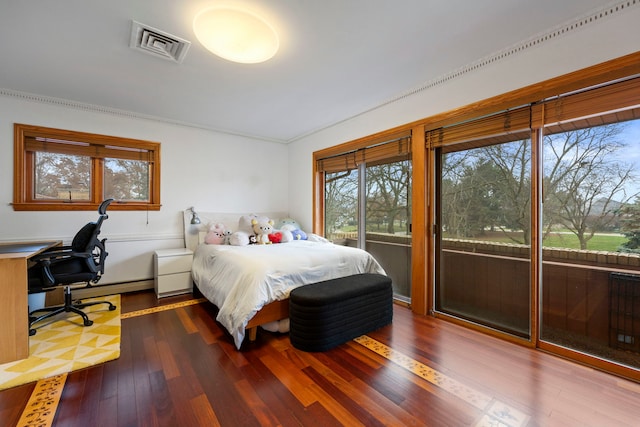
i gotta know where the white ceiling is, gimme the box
[0,0,616,143]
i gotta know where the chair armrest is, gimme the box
[41,244,73,253]
[30,246,72,261]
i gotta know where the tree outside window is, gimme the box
[13,123,161,211]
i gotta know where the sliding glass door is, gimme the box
[365,159,412,302]
[322,140,412,302]
[540,117,640,369]
[436,137,532,337]
[432,78,640,374]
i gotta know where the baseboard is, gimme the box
[73,279,154,299]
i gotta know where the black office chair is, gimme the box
[28,199,116,336]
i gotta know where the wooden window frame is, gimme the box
[13,123,161,211]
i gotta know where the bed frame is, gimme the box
[182,210,291,342]
[245,299,290,341]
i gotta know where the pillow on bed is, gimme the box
[238,213,270,234]
[230,214,276,246]
[229,231,251,246]
[230,214,260,246]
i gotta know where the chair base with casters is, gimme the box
[28,286,116,336]
[27,199,116,336]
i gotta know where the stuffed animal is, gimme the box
[280,222,308,241]
[275,217,300,230]
[230,214,270,246]
[268,231,283,244]
[252,218,274,244]
[290,228,307,240]
[204,223,227,245]
[223,229,233,245]
[273,218,303,243]
[239,214,269,234]
[229,231,249,246]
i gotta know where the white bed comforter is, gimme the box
[191,240,386,348]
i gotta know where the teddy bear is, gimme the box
[229,214,268,246]
[204,223,227,245]
[252,218,274,244]
[239,214,268,234]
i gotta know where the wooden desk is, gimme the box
[0,241,61,364]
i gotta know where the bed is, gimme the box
[183,210,386,349]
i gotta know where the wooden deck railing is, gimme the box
[441,239,640,346]
[335,233,640,347]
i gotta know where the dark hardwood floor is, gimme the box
[2,289,640,426]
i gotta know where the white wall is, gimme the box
[287,4,640,231]
[3,4,640,286]
[0,97,288,284]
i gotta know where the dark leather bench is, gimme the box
[289,273,393,352]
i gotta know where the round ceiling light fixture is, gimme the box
[193,7,279,64]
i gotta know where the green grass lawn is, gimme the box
[350,227,629,252]
[446,231,627,251]
[542,233,626,251]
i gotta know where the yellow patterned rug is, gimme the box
[0,294,121,391]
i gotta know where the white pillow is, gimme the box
[238,214,269,233]
[229,231,250,246]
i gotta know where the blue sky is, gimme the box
[617,119,640,198]
[619,120,640,166]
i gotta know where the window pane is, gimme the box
[365,159,412,301]
[324,169,358,244]
[436,139,531,338]
[104,158,150,201]
[541,119,640,369]
[34,152,91,200]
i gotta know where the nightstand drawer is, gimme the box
[156,253,192,275]
[156,272,193,297]
[154,248,194,298]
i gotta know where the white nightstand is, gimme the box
[154,248,194,298]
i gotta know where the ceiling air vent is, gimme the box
[129,20,191,63]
